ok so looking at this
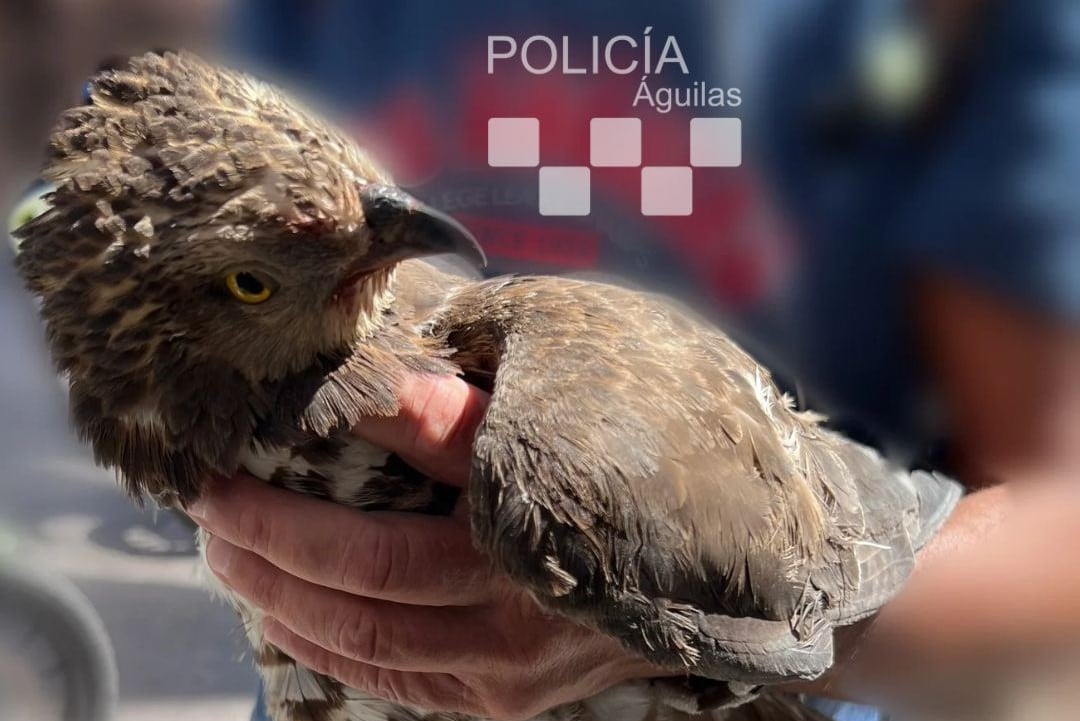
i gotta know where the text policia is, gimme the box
[487,29,741,114]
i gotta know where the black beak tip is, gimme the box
[443,213,488,270]
[360,183,487,270]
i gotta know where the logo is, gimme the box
[486,31,743,217]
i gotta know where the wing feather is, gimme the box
[435,275,961,685]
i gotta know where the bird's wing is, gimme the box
[434,275,961,685]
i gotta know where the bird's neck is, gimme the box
[71,265,459,506]
[349,266,399,342]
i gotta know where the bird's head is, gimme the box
[12,51,482,502]
[15,51,482,388]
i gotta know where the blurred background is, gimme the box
[0,1,1077,720]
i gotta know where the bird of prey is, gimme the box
[14,52,961,721]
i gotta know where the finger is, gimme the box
[189,474,497,605]
[354,373,490,488]
[263,618,481,715]
[206,537,497,672]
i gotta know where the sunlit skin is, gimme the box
[189,374,662,720]
[191,278,1080,718]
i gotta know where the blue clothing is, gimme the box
[741,0,1080,453]
[251,694,268,721]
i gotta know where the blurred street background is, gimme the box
[0,262,258,719]
[2,6,260,719]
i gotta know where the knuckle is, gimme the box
[333,533,365,591]
[237,504,274,558]
[357,665,406,705]
[245,565,283,612]
[379,668,413,706]
[445,390,484,451]
[387,529,416,589]
[304,648,337,679]
[335,660,372,695]
[335,608,390,663]
[429,388,473,456]
[361,524,414,596]
[412,377,468,462]
[347,523,398,595]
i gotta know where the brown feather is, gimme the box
[14,51,962,721]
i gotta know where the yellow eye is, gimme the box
[225,271,272,304]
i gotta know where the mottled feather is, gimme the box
[15,51,961,721]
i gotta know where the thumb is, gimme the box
[352,372,490,488]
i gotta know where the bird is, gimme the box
[14,51,961,721]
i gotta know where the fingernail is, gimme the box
[205,537,236,576]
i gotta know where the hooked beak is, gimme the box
[357,184,486,270]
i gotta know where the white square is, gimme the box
[488,118,540,167]
[690,118,742,167]
[590,117,641,167]
[539,166,590,216]
[641,167,692,216]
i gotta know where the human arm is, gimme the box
[799,276,1080,709]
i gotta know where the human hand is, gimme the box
[188,373,662,720]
